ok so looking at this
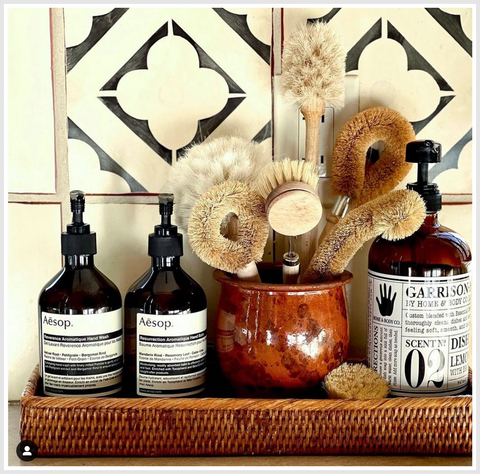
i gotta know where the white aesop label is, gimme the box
[136,310,207,397]
[367,270,471,397]
[40,309,123,397]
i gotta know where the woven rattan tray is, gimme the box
[20,357,472,457]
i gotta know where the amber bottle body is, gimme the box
[38,255,122,397]
[368,214,471,397]
[124,257,207,398]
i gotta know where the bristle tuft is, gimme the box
[282,21,346,109]
[254,158,319,198]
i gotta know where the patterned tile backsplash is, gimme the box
[7,7,473,399]
[65,7,272,193]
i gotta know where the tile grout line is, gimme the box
[51,8,70,230]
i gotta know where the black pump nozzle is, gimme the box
[61,189,97,255]
[406,140,442,213]
[70,190,86,225]
[158,193,174,227]
[148,193,183,257]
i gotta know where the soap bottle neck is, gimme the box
[65,254,95,268]
[152,256,181,270]
[422,213,440,228]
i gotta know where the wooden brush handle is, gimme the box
[301,103,326,164]
[297,102,325,277]
[236,261,261,282]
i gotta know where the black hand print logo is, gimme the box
[376,284,397,317]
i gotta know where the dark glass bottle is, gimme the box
[38,191,122,397]
[124,194,207,398]
[367,141,471,397]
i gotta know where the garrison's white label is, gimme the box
[136,310,207,397]
[367,270,471,396]
[40,310,123,397]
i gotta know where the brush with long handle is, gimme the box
[188,181,269,282]
[302,190,426,283]
[166,136,271,280]
[255,158,322,282]
[319,107,416,244]
[282,21,346,272]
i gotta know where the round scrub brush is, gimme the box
[255,158,322,283]
[188,180,270,282]
[324,363,390,399]
[282,21,346,165]
[255,158,322,236]
[319,107,416,244]
[302,189,426,283]
[166,136,272,232]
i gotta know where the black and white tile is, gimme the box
[65,7,272,193]
[284,7,472,194]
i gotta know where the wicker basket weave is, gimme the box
[20,365,472,456]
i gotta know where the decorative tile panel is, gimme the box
[284,8,472,194]
[65,8,272,194]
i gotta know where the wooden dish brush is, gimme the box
[255,158,322,283]
[188,180,270,282]
[282,20,346,275]
[302,189,426,283]
[324,362,390,399]
[319,107,416,244]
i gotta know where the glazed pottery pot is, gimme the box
[213,264,352,397]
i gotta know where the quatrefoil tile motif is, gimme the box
[66,8,272,193]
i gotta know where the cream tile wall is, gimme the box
[8,8,56,194]
[7,7,473,399]
[8,204,62,400]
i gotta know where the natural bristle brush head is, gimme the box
[188,180,269,274]
[282,21,346,111]
[255,158,323,236]
[166,136,271,231]
[302,189,426,282]
[331,107,416,206]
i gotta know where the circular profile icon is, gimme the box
[16,440,38,462]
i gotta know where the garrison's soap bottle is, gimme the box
[124,194,207,398]
[368,140,471,397]
[38,191,123,397]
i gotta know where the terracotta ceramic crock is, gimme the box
[213,263,352,397]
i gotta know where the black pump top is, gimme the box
[148,193,183,257]
[406,140,442,213]
[61,190,97,256]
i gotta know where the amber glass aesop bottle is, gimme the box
[124,194,207,398]
[368,140,471,397]
[38,191,123,397]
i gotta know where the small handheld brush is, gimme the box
[188,180,270,282]
[319,107,416,244]
[302,189,426,283]
[324,363,390,399]
[255,158,322,282]
[282,21,346,274]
